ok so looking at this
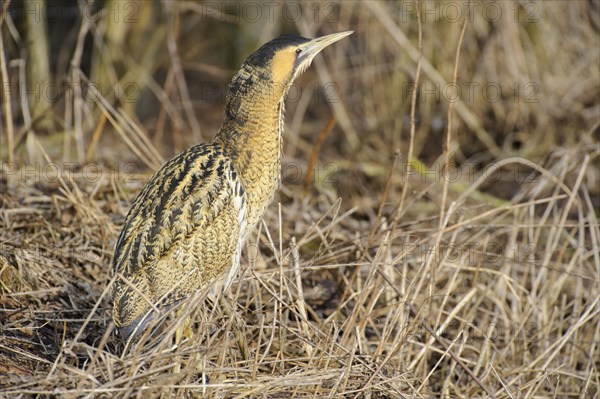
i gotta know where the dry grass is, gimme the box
[1,1,599,398]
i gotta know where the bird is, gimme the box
[112,30,353,341]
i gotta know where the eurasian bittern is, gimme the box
[112,31,353,341]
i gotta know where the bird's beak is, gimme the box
[298,30,353,64]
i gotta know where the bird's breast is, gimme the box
[237,148,281,229]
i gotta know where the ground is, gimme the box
[1,1,599,398]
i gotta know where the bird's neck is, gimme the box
[217,66,289,164]
[215,65,290,226]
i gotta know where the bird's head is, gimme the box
[243,30,353,93]
[223,30,352,129]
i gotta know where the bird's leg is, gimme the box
[184,318,209,398]
[218,294,250,361]
[171,305,210,392]
[172,291,247,383]
[172,312,192,374]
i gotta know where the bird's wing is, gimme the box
[112,142,246,331]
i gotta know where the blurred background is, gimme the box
[2,0,598,210]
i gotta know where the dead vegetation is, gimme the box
[1,1,599,398]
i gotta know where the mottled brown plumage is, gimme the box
[112,31,353,340]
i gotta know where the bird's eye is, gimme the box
[295,48,302,55]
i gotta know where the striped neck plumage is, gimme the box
[217,63,290,154]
